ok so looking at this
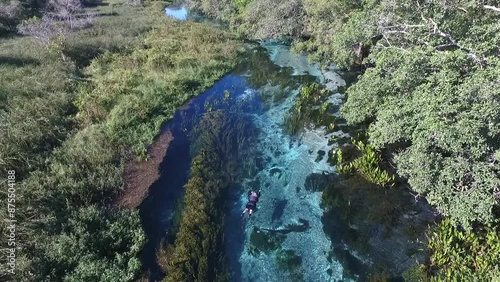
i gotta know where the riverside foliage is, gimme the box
[333,140,395,187]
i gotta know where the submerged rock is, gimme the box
[249,226,286,254]
[304,172,334,192]
[269,167,283,178]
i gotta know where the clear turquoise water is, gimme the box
[139,18,434,281]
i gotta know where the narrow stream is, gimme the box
[139,6,435,282]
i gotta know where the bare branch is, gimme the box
[434,43,458,50]
[483,5,500,12]
[409,192,422,203]
[18,15,68,46]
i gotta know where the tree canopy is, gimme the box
[187,0,500,229]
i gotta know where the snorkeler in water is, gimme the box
[241,190,261,218]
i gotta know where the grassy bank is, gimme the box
[185,1,500,279]
[0,1,243,280]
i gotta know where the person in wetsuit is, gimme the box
[241,190,261,218]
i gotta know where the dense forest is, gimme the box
[1,0,499,281]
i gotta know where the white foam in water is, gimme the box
[234,43,354,282]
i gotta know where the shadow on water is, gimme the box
[271,199,288,222]
[139,120,191,281]
[139,74,252,281]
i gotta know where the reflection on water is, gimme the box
[165,6,188,20]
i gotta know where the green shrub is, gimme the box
[335,140,394,187]
[32,205,145,282]
[402,264,429,282]
[428,219,500,281]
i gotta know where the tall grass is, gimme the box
[77,17,243,157]
[0,1,244,280]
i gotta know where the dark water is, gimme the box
[139,25,435,282]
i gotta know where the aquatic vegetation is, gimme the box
[284,83,335,135]
[319,101,329,115]
[304,172,333,192]
[275,249,303,281]
[334,140,394,187]
[428,219,500,281]
[163,110,256,282]
[249,227,286,254]
[367,273,391,282]
[234,45,315,91]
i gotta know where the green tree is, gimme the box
[337,1,500,228]
[33,206,145,281]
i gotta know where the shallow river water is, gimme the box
[139,6,435,282]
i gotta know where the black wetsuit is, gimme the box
[246,190,261,210]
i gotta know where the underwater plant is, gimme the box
[275,249,303,282]
[284,83,334,135]
[249,226,286,254]
[164,110,257,282]
[333,140,394,187]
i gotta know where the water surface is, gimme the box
[165,6,188,20]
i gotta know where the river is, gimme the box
[138,5,435,282]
